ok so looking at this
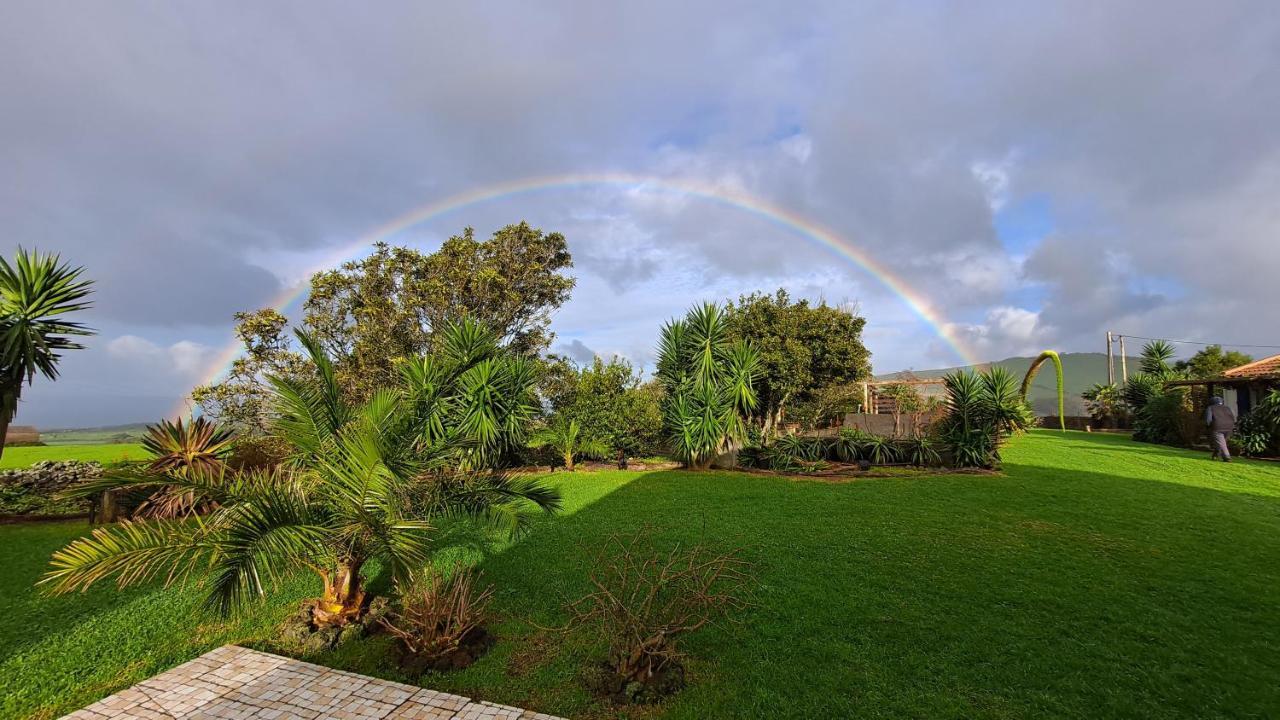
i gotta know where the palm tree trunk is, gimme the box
[0,409,9,461]
[564,450,575,471]
[313,560,366,626]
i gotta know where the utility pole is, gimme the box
[1119,335,1128,384]
[1106,330,1114,385]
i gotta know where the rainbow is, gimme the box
[179,172,979,416]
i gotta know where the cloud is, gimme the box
[555,339,598,366]
[107,335,216,377]
[4,0,1279,425]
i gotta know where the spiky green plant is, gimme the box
[861,435,900,465]
[656,303,760,470]
[1139,340,1178,376]
[0,249,94,458]
[43,320,560,625]
[142,417,236,473]
[528,416,611,471]
[938,367,1034,468]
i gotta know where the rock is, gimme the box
[0,460,104,493]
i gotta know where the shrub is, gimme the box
[772,434,824,462]
[1133,388,1195,446]
[380,566,495,672]
[226,435,291,471]
[566,530,751,704]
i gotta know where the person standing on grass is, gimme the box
[1205,396,1236,462]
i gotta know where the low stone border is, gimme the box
[61,645,566,720]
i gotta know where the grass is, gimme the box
[0,443,146,469]
[3,431,1280,718]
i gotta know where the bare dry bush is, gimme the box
[565,528,752,703]
[380,565,495,672]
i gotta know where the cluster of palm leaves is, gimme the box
[527,416,610,471]
[656,303,760,470]
[0,249,94,459]
[937,367,1034,468]
[43,319,560,625]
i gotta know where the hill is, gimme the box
[878,352,1140,416]
[38,423,150,446]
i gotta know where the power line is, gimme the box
[1114,334,1280,350]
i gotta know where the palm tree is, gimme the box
[655,303,760,470]
[1139,340,1177,376]
[43,321,560,626]
[0,249,93,458]
[528,416,610,471]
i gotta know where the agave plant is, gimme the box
[832,428,870,463]
[528,416,611,471]
[0,249,94,459]
[44,321,560,626]
[656,303,760,470]
[860,435,900,465]
[902,436,942,467]
[142,417,236,473]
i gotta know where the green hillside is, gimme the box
[38,423,149,446]
[879,352,1140,416]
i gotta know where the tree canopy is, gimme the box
[1174,344,1253,379]
[723,289,870,434]
[304,222,574,398]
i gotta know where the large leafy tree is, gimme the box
[191,309,307,434]
[724,289,870,436]
[1174,344,1253,379]
[44,320,559,626]
[541,355,666,459]
[304,223,574,399]
[0,249,94,458]
[656,303,760,470]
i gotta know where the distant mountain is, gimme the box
[877,352,1141,416]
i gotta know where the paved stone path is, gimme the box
[61,645,566,720]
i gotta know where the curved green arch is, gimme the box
[1021,350,1065,431]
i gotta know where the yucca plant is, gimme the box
[528,416,611,471]
[0,249,94,459]
[142,417,236,473]
[656,303,760,470]
[44,321,560,626]
[937,367,1033,468]
[772,434,824,462]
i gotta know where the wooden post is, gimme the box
[1118,335,1128,384]
[1106,331,1114,385]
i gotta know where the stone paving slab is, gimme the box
[61,645,566,720]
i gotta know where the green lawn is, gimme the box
[3,431,1279,719]
[0,443,146,469]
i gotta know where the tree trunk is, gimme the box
[313,560,366,626]
[0,407,10,461]
[564,451,575,472]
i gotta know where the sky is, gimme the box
[3,1,1279,428]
